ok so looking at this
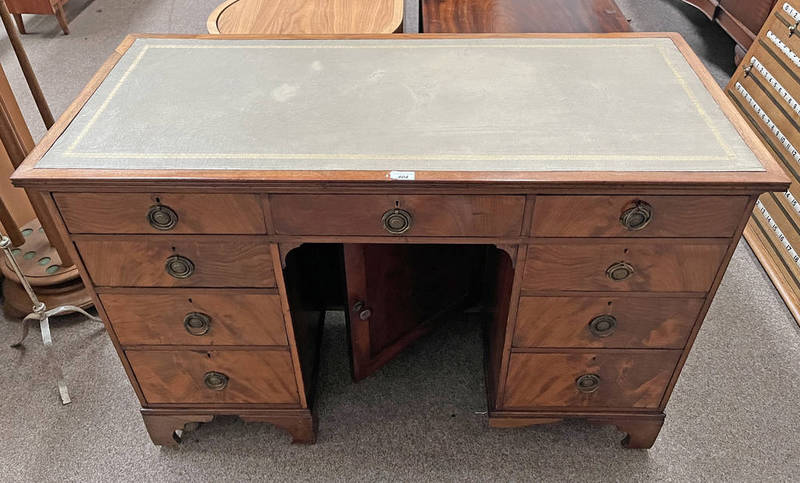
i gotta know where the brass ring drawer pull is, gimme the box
[381,208,412,234]
[606,261,635,281]
[147,204,178,230]
[576,374,600,393]
[588,315,617,337]
[165,255,195,279]
[203,371,228,391]
[620,201,652,231]
[184,312,211,336]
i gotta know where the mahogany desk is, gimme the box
[11,33,788,449]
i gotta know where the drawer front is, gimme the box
[522,241,728,292]
[270,194,525,237]
[127,349,299,405]
[55,193,266,234]
[503,351,681,409]
[101,292,287,346]
[513,296,702,349]
[532,196,749,237]
[76,237,274,287]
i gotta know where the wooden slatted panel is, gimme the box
[727,1,800,326]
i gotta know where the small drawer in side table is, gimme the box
[531,195,749,237]
[502,350,681,409]
[270,194,526,237]
[126,349,300,405]
[522,240,728,293]
[101,292,287,346]
[75,237,274,287]
[513,296,703,349]
[54,193,267,234]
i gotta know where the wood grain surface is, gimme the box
[503,350,681,409]
[523,240,728,293]
[101,291,288,346]
[76,236,274,287]
[127,349,299,404]
[207,0,403,34]
[54,192,266,234]
[422,0,631,33]
[531,195,749,237]
[513,296,703,349]
[270,194,525,237]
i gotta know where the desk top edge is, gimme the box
[10,33,789,192]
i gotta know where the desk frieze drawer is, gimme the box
[54,193,267,234]
[126,349,300,405]
[523,240,728,293]
[269,194,526,237]
[513,296,702,349]
[75,237,275,287]
[502,351,681,409]
[101,292,288,346]
[532,195,749,237]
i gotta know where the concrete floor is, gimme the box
[1,0,799,481]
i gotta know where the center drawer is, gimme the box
[523,240,728,293]
[75,237,274,287]
[127,349,300,405]
[503,351,681,409]
[101,292,288,346]
[269,194,526,237]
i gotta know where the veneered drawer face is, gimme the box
[76,237,274,287]
[522,240,728,292]
[531,196,749,237]
[503,351,681,409]
[513,296,703,349]
[127,349,299,405]
[101,292,287,346]
[54,193,266,234]
[270,194,526,236]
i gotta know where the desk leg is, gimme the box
[141,411,214,446]
[140,409,317,446]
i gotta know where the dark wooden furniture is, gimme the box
[725,1,800,325]
[11,33,788,449]
[421,0,631,33]
[681,0,779,62]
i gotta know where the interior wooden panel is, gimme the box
[513,296,703,349]
[270,194,526,237]
[100,292,288,346]
[486,247,517,409]
[54,192,267,234]
[532,195,749,237]
[523,240,728,292]
[76,237,275,287]
[503,350,681,409]
[127,349,300,405]
[343,244,483,381]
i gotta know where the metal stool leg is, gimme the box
[2,235,99,405]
